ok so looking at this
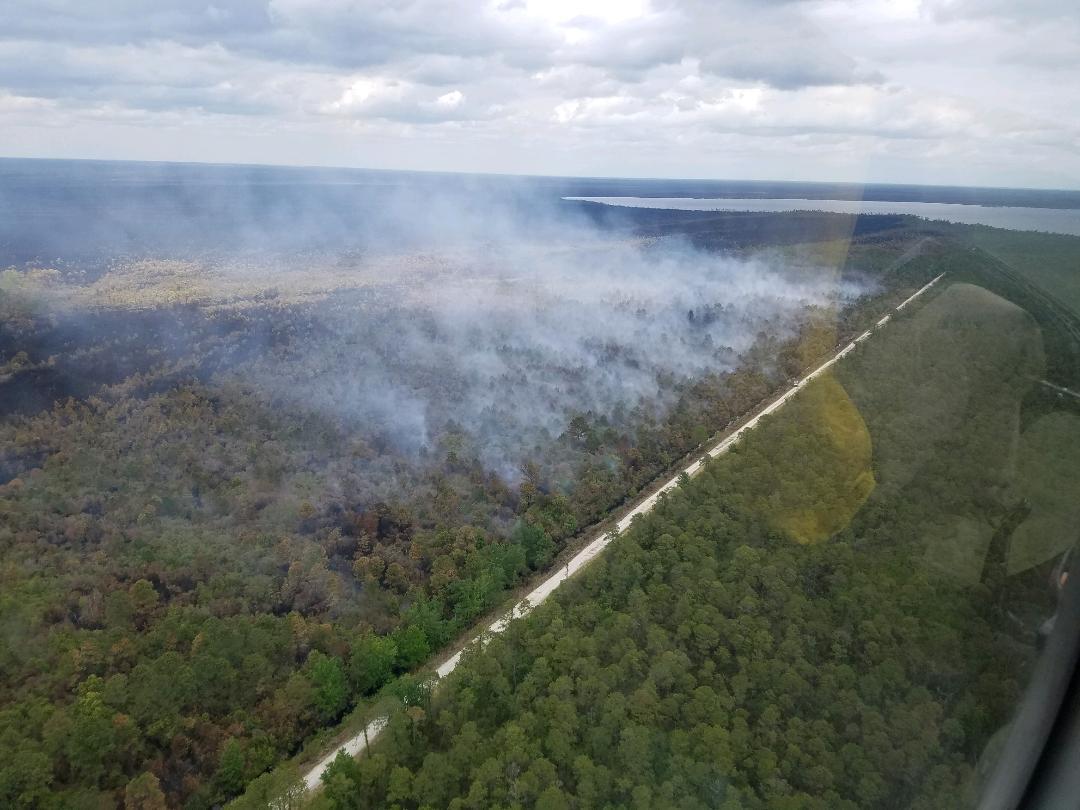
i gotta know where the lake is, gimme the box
[566,196,1080,237]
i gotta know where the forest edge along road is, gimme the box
[300,271,947,792]
[300,271,947,793]
[301,271,947,792]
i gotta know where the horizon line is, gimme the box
[3,154,1079,196]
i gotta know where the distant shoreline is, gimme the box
[567,196,1080,237]
[2,156,1079,209]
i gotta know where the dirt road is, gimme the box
[301,271,946,792]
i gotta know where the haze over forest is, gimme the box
[4,153,1078,809]
[0,160,890,807]
[2,1,1080,808]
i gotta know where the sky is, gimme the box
[0,0,1078,188]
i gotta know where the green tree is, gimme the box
[514,522,555,570]
[128,579,159,628]
[230,766,305,810]
[61,677,119,787]
[0,748,53,809]
[386,766,414,806]
[124,772,166,810]
[350,634,397,696]
[308,652,349,722]
[216,738,247,797]
[392,625,430,671]
[322,750,363,810]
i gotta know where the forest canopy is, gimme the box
[3,203,1078,809]
[311,275,1072,809]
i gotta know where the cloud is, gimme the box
[560,1,882,88]
[321,77,486,123]
[923,0,1079,24]
[0,0,1077,186]
[0,1,274,45]
[0,39,296,115]
[262,0,559,70]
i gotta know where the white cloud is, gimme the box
[436,90,464,108]
[323,76,483,123]
[0,0,1076,186]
